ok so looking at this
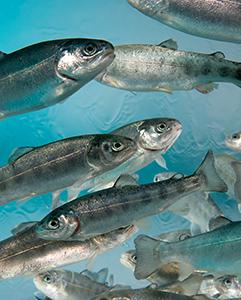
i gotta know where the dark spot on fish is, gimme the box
[219,67,230,77]
[201,64,211,75]
[235,68,241,81]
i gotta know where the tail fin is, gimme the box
[231,161,241,205]
[134,234,163,280]
[195,150,227,193]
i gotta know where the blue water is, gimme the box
[0,0,241,298]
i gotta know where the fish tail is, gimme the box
[231,161,241,205]
[134,234,163,279]
[195,150,227,193]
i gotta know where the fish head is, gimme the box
[137,118,182,152]
[56,38,115,82]
[225,132,241,152]
[127,0,169,15]
[35,208,79,240]
[120,250,137,271]
[215,275,241,298]
[34,270,66,299]
[87,134,137,171]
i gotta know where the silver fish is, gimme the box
[154,172,223,234]
[0,38,114,119]
[0,223,136,280]
[127,0,241,44]
[69,118,182,197]
[34,268,110,300]
[96,41,241,94]
[0,134,136,206]
[35,151,227,242]
[134,221,241,281]
[200,274,241,299]
[225,132,241,152]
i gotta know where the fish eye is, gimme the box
[111,142,125,152]
[179,233,191,241]
[232,134,239,140]
[43,274,52,284]
[156,123,167,133]
[83,43,97,56]
[224,278,232,287]
[131,254,137,261]
[48,219,60,230]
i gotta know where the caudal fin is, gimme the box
[134,234,162,280]
[195,150,227,193]
[231,161,241,207]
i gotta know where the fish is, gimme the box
[154,172,223,234]
[121,229,192,286]
[200,274,241,299]
[225,132,241,152]
[68,118,182,198]
[127,0,241,44]
[35,150,227,241]
[134,220,241,281]
[96,40,241,94]
[0,222,136,280]
[91,287,205,300]
[0,38,114,119]
[0,134,136,206]
[33,268,110,300]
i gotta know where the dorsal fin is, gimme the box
[11,221,38,235]
[210,51,225,59]
[8,146,35,164]
[80,268,108,284]
[158,39,178,50]
[114,174,139,188]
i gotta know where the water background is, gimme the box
[0,0,241,298]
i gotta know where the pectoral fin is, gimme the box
[155,155,167,169]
